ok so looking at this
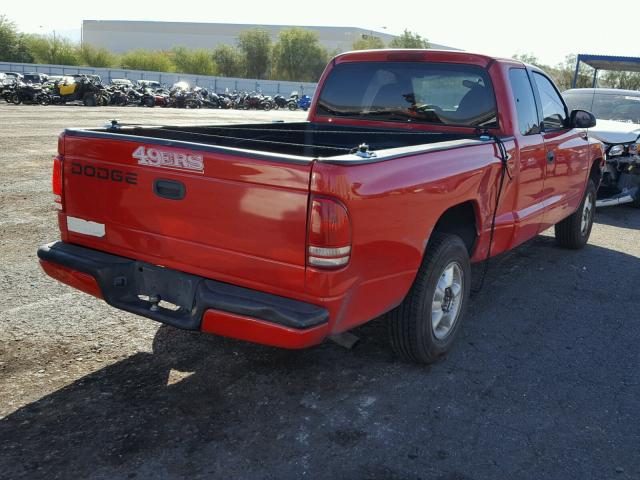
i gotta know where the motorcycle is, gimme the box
[287,93,312,111]
[236,91,273,110]
[9,82,48,105]
[272,94,288,109]
[1,81,17,103]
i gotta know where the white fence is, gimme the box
[0,62,318,97]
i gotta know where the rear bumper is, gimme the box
[37,241,329,348]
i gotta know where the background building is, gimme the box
[82,20,457,53]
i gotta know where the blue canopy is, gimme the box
[573,54,640,88]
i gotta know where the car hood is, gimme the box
[590,119,640,144]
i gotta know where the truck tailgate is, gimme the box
[60,132,313,296]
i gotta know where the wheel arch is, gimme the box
[427,200,480,258]
[589,157,603,188]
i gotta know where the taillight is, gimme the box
[52,155,63,208]
[307,196,351,269]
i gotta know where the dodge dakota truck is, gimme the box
[38,50,604,364]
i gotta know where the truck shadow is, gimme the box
[593,205,640,229]
[2,237,639,479]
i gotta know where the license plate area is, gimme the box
[101,260,202,329]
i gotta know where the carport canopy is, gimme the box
[573,54,640,88]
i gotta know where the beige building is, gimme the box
[82,20,456,53]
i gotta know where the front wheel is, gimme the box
[388,233,471,364]
[554,179,596,249]
[10,93,21,105]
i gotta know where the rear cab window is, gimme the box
[316,62,498,128]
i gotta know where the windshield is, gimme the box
[564,91,640,124]
[316,61,498,127]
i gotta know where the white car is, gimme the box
[564,88,640,208]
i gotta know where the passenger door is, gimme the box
[531,71,591,228]
[508,68,548,246]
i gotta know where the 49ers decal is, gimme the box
[132,146,204,173]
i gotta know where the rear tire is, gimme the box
[631,190,640,209]
[10,93,21,105]
[554,179,596,249]
[388,233,471,364]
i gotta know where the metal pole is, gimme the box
[572,56,581,89]
[592,69,598,88]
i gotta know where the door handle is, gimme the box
[153,179,186,200]
[546,150,555,163]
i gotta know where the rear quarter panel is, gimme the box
[310,143,515,333]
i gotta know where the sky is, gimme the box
[3,0,639,66]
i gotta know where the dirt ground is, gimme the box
[0,103,638,480]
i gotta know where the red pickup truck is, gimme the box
[38,50,604,363]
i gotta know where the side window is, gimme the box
[533,72,567,130]
[509,69,540,135]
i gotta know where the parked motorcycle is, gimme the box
[272,94,288,109]
[8,82,48,105]
[235,91,273,111]
[287,93,312,111]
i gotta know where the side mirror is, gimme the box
[570,109,596,128]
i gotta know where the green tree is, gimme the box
[389,30,429,49]
[24,34,79,65]
[120,49,173,72]
[238,29,272,79]
[272,28,328,82]
[0,15,19,61]
[79,44,117,67]
[513,53,593,91]
[552,54,593,91]
[13,33,34,63]
[352,35,386,50]
[171,46,216,75]
[212,45,244,77]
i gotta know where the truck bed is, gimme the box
[74,122,474,159]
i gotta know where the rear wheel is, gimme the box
[388,233,471,364]
[632,190,640,209]
[287,101,297,111]
[555,179,596,249]
[10,93,21,105]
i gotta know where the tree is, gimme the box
[352,35,386,50]
[24,34,79,65]
[512,53,594,91]
[171,46,216,75]
[79,44,117,68]
[0,15,19,61]
[120,49,173,72]
[272,28,328,82]
[238,29,272,79]
[212,45,244,77]
[600,69,640,90]
[389,30,429,49]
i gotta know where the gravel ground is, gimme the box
[0,104,638,480]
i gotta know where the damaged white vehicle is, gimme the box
[563,88,640,208]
